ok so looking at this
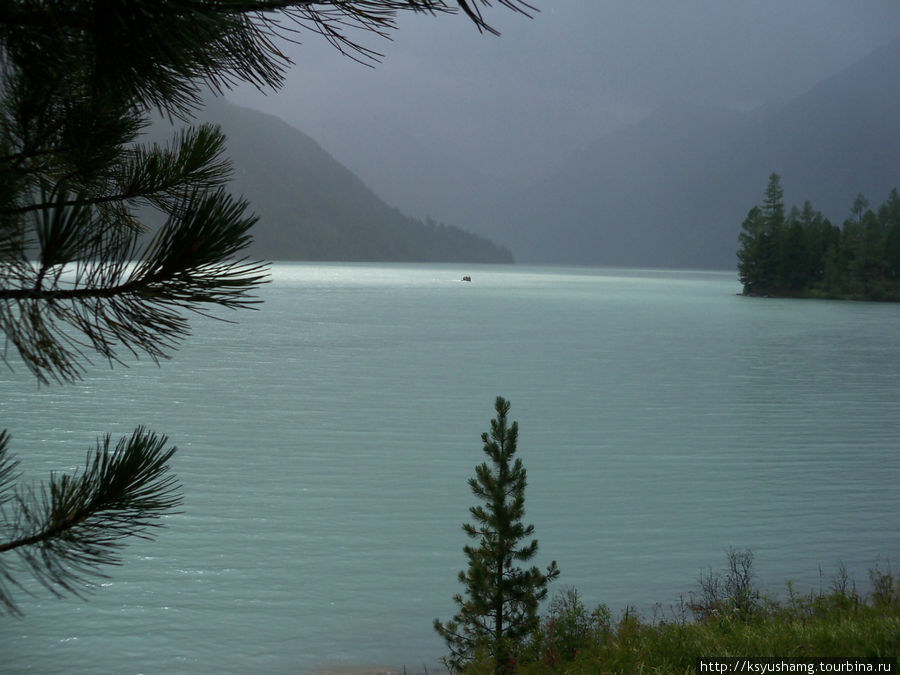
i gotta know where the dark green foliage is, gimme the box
[474,556,900,674]
[435,396,559,673]
[0,0,529,615]
[521,587,612,669]
[0,429,181,616]
[0,0,266,614]
[0,13,268,385]
[736,175,900,300]
[737,205,771,294]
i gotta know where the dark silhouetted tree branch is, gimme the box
[0,0,532,616]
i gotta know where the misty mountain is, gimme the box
[305,111,520,233]
[474,101,752,267]
[480,38,900,268]
[183,98,513,263]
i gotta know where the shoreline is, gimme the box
[308,664,447,675]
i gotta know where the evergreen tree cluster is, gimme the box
[737,174,900,300]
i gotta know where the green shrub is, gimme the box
[521,587,611,668]
[476,554,900,674]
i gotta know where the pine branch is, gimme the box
[2,0,536,625]
[0,430,20,508]
[1,2,535,117]
[1,124,233,218]
[0,187,267,384]
[0,67,145,185]
[0,427,182,616]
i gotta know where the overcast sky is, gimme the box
[227,1,900,183]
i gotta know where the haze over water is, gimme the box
[3,263,898,673]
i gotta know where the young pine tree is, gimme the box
[435,396,559,673]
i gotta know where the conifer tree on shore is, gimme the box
[435,396,559,673]
[737,175,900,300]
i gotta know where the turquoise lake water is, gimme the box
[2,263,899,673]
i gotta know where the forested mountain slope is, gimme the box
[180,98,513,263]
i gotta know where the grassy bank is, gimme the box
[459,553,900,674]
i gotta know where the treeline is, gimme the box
[737,174,900,300]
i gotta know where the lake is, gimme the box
[2,263,899,673]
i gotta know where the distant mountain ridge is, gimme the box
[187,98,513,263]
[180,38,900,269]
[478,38,900,268]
